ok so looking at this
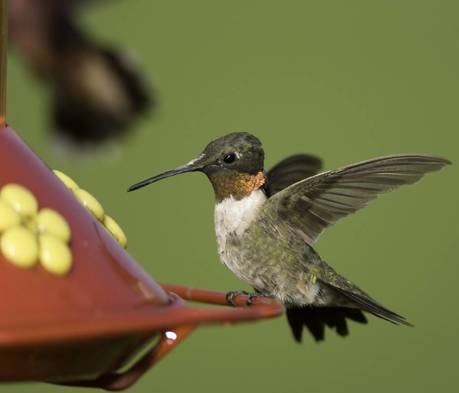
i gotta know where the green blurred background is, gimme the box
[4,0,459,392]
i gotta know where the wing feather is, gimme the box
[266,154,323,196]
[265,154,450,244]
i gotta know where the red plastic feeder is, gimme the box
[0,5,282,391]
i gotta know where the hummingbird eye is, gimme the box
[223,152,237,164]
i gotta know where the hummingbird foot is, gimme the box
[245,293,265,306]
[225,291,265,306]
[225,290,250,306]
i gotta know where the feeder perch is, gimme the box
[0,3,283,391]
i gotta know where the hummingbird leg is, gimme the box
[225,290,250,306]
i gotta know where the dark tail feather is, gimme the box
[286,306,368,343]
[324,283,413,327]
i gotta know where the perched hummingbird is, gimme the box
[129,132,450,342]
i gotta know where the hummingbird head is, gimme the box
[128,132,265,201]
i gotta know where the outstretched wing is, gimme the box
[266,154,323,196]
[264,154,450,244]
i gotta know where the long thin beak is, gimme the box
[128,161,202,192]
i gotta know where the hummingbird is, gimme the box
[9,0,152,145]
[128,132,450,342]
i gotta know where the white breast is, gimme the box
[214,189,266,239]
[214,190,267,272]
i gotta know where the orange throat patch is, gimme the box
[211,171,265,201]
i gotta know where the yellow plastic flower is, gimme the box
[0,183,73,276]
[53,169,128,249]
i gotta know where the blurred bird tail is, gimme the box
[50,16,152,144]
[99,47,152,115]
[53,45,152,143]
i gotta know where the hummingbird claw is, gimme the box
[245,293,261,306]
[225,290,250,306]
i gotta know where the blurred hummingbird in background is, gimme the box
[129,132,450,342]
[9,0,152,145]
